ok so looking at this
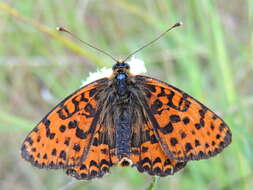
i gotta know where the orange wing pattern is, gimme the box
[135,75,232,162]
[66,124,117,180]
[21,78,108,169]
[66,121,186,180]
[130,121,187,176]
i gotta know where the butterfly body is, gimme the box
[96,62,148,162]
[21,60,231,180]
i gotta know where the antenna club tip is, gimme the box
[174,22,183,27]
[56,27,65,31]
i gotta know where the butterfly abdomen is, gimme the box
[115,109,132,159]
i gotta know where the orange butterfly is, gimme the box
[21,22,231,180]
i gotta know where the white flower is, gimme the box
[81,57,146,87]
[81,67,112,86]
[40,87,54,103]
[127,57,147,75]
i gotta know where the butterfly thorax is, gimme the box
[111,61,132,97]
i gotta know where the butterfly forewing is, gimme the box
[21,78,108,169]
[135,75,232,162]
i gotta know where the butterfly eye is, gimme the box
[112,64,119,70]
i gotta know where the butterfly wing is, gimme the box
[130,121,187,176]
[21,78,108,169]
[135,75,232,162]
[66,124,118,180]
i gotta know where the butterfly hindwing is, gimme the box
[130,121,187,176]
[66,124,116,180]
[135,75,232,162]
[21,78,108,169]
[67,121,187,180]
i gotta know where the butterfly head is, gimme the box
[112,60,131,76]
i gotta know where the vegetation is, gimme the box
[0,0,252,189]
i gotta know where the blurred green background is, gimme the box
[0,0,252,190]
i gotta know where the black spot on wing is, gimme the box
[60,150,67,160]
[160,122,174,134]
[51,149,57,156]
[170,138,178,146]
[68,120,77,129]
[89,88,97,97]
[170,115,181,123]
[151,99,163,111]
[73,144,81,152]
[59,125,66,132]
[185,143,193,153]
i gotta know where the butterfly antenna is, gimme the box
[122,22,183,63]
[57,27,119,62]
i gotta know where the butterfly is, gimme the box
[21,22,232,180]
